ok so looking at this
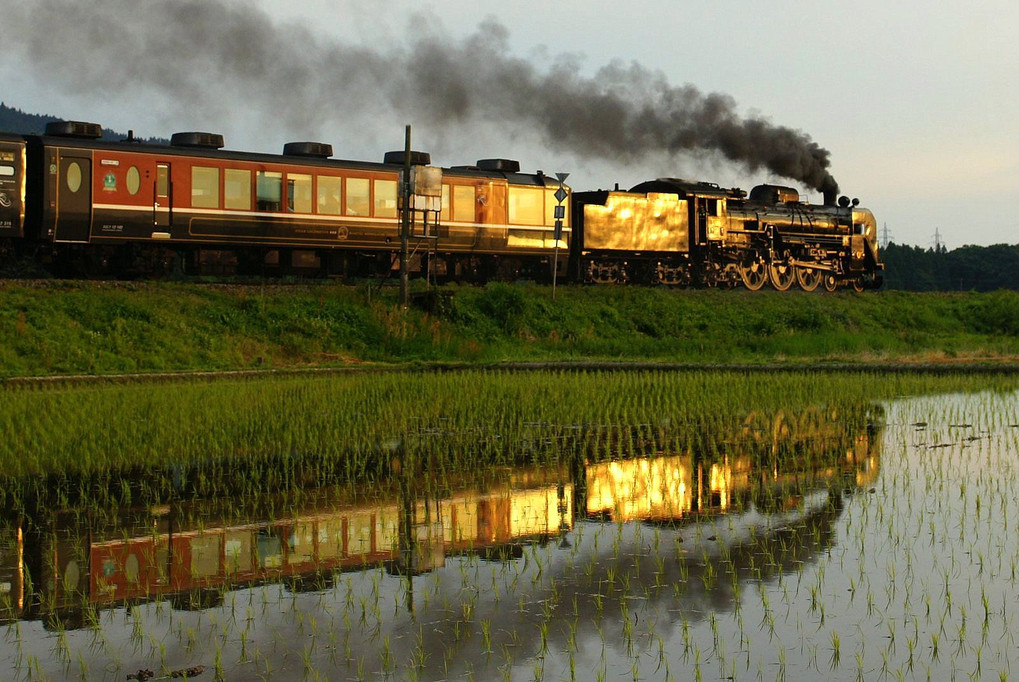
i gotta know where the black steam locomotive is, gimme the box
[0,121,882,290]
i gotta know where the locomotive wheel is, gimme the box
[851,278,865,292]
[768,261,795,291]
[739,260,768,291]
[823,274,838,292]
[795,266,822,292]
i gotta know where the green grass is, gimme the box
[2,280,1019,377]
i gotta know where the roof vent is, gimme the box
[476,158,520,173]
[170,132,225,149]
[383,150,431,166]
[283,141,333,158]
[45,121,103,139]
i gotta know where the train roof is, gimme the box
[18,125,557,187]
[628,178,737,199]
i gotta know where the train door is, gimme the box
[0,140,25,239]
[154,163,172,230]
[55,155,92,243]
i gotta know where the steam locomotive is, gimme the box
[0,121,883,289]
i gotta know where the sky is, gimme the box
[2,0,1018,248]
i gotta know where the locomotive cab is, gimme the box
[852,207,883,285]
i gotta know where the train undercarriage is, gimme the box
[9,240,566,285]
[581,243,881,291]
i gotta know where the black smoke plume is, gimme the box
[5,0,838,194]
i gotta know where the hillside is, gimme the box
[0,102,168,143]
[1,280,1017,378]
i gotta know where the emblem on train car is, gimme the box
[103,173,117,191]
[0,193,11,208]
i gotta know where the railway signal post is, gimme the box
[553,172,569,300]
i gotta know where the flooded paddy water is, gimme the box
[0,371,1017,681]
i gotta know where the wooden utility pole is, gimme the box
[400,125,412,308]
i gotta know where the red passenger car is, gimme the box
[25,122,570,278]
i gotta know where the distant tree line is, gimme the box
[0,102,167,143]
[881,242,1019,291]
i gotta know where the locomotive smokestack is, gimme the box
[821,176,840,206]
[6,1,842,192]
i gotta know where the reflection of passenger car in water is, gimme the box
[20,465,574,627]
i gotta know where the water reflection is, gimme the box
[0,404,881,640]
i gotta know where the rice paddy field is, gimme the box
[0,370,1018,680]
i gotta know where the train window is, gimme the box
[508,186,543,225]
[318,519,345,559]
[126,167,141,196]
[190,536,221,578]
[346,177,370,216]
[191,166,220,208]
[439,185,450,222]
[453,185,475,222]
[225,169,252,210]
[287,522,316,564]
[0,165,15,177]
[257,529,284,568]
[702,199,723,217]
[256,171,282,211]
[317,176,342,215]
[544,188,567,226]
[66,162,82,193]
[374,179,398,218]
[156,165,169,198]
[287,173,313,213]
[224,531,252,574]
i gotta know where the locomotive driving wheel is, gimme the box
[795,266,822,292]
[823,273,838,292]
[739,259,768,291]
[768,260,795,291]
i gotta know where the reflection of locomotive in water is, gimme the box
[585,404,882,524]
[0,122,881,289]
[0,404,882,626]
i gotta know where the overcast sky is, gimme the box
[3,0,1017,248]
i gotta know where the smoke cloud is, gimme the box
[5,0,838,194]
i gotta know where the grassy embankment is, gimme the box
[1,279,1019,377]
